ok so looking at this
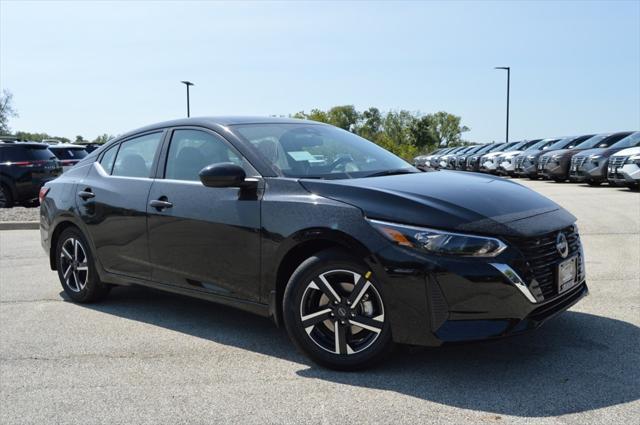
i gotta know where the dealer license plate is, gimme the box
[557,256,578,294]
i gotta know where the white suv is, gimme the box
[608,146,640,189]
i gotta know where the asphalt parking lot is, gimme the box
[0,179,638,424]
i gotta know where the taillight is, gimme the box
[39,187,50,203]
[11,161,35,167]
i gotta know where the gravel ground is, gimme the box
[0,206,39,222]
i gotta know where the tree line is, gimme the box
[2,90,471,160]
[291,106,470,159]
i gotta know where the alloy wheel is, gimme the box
[60,237,89,292]
[299,269,385,355]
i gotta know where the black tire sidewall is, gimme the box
[55,227,108,303]
[283,249,393,370]
[0,184,12,208]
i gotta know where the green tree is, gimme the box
[326,105,360,131]
[91,134,114,144]
[409,115,438,151]
[357,107,383,141]
[424,111,470,147]
[0,90,18,134]
[75,135,87,143]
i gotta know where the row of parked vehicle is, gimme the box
[414,131,640,190]
[0,137,100,208]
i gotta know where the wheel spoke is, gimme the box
[334,321,347,355]
[301,308,332,328]
[74,239,79,261]
[61,246,73,260]
[77,262,88,271]
[63,264,73,282]
[350,315,383,334]
[317,274,342,303]
[348,276,370,307]
[73,271,81,290]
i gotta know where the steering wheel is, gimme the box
[327,156,355,172]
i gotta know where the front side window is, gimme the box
[165,129,246,181]
[233,123,414,179]
[112,132,162,178]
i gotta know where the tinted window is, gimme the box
[112,132,162,178]
[27,146,57,161]
[50,148,88,160]
[165,130,245,181]
[0,147,23,162]
[99,144,118,174]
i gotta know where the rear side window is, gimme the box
[0,147,22,162]
[112,132,163,178]
[99,145,118,174]
[164,129,246,181]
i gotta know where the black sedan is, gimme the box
[40,117,587,370]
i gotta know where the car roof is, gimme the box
[120,116,320,138]
[0,141,49,148]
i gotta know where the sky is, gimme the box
[1,0,639,143]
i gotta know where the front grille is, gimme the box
[515,156,526,169]
[539,156,551,169]
[507,226,583,301]
[572,156,587,169]
[609,156,627,168]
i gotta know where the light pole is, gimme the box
[494,67,510,143]
[180,81,194,117]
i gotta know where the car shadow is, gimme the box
[65,285,639,418]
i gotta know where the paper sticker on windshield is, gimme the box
[287,151,317,162]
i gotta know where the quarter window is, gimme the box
[99,145,118,174]
[165,129,245,181]
[112,132,163,178]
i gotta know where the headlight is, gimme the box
[626,155,640,165]
[552,154,562,160]
[589,155,601,161]
[527,155,536,160]
[368,219,507,257]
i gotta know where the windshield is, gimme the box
[233,123,415,179]
[610,132,640,149]
[496,142,518,152]
[575,134,611,149]
[527,139,553,151]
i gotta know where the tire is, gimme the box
[55,227,110,303]
[528,175,540,180]
[587,180,602,187]
[283,249,394,370]
[627,183,639,191]
[553,177,566,183]
[0,184,13,208]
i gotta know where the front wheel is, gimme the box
[283,249,393,370]
[588,180,602,186]
[55,227,110,303]
[0,184,12,208]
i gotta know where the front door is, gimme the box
[147,128,262,301]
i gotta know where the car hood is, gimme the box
[540,148,579,159]
[300,171,575,238]
[502,150,524,158]
[612,147,640,157]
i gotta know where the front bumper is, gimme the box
[480,160,498,173]
[498,160,516,175]
[374,228,587,346]
[569,162,606,182]
[515,162,538,177]
[540,159,567,179]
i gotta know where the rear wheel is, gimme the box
[55,227,110,303]
[0,184,13,208]
[283,249,393,370]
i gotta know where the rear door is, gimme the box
[77,131,164,280]
[146,127,262,301]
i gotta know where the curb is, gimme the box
[0,222,40,231]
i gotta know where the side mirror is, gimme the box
[199,163,254,188]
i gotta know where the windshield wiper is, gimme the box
[364,169,418,178]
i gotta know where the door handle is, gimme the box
[149,199,173,210]
[78,189,95,200]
